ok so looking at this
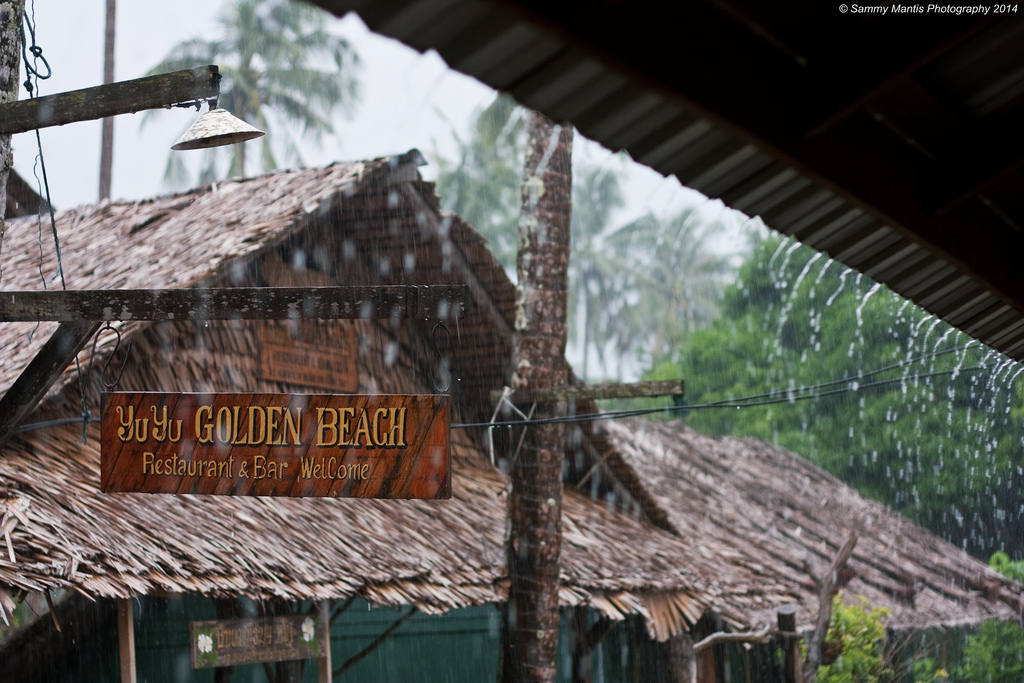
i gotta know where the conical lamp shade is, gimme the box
[171,108,264,150]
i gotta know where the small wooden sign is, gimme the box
[190,614,326,669]
[100,392,450,498]
[259,322,356,391]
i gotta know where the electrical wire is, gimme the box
[16,416,100,434]
[12,358,997,435]
[451,364,987,429]
[684,343,973,411]
[18,8,93,441]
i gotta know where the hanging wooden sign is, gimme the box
[100,392,450,498]
[190,613,327,669]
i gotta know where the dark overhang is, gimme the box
[316,0,1024,360]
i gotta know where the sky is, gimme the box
[9,1,751,236]
[8,0,758,380]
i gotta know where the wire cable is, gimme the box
[19,8,92,441]
[449,364,986,429]
[14,365,989,435]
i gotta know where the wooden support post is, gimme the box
[0,66,220,136]
[117,598,136,683]
[777,604,801,683]
[0,320,100,450]
[318,601,332,683]
[0,285,468,322]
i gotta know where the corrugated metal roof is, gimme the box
[318,0,1024,361]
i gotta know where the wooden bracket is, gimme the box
[0,66,220,136]
[0,321,99,450]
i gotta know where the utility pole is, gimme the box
[0,0,27,231]
[98,0,116,200]
[504,112,573,683]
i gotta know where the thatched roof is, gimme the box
[0,154,776,641]
[3,421,752,631]
[0,151,1017,642]
[599,419,1024,631]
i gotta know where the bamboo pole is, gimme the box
[117,598,136,683]
[98,0,116,200]
[319,601,332,683]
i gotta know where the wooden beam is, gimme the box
[0,66,220,136]
[0,285,468,322]
[117,598,137,683]
[927,115,1024,215]
[803,18,995,138]
[493,379,684,404]
[0,321,99,450]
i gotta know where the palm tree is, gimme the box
[435,94,525,274]
[146,0,360,185]
[622,208,732,363]
[438,96,733,380]
[569,168,732,379]
[568,163,630,381]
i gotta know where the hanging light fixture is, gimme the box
[171,101,264,150]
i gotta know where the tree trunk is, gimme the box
[504,112,573,682]
[98,0,116,200]
[1,0,26,240]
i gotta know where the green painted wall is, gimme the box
[131,595,502,682]
[8,594,635,681]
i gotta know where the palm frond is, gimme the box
[144,0,359,187]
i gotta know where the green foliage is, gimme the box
[817,594,891,683]
[988,551,1024,582]
[568,170,731,379]
[955,621,1024,682]
[146,0,360,184]
[949,552,1024,682]
[648,235,1024,555]
[435,94,525,273]
[607,208,732,370]
[911,656,948,682]
[0,592,32,642]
